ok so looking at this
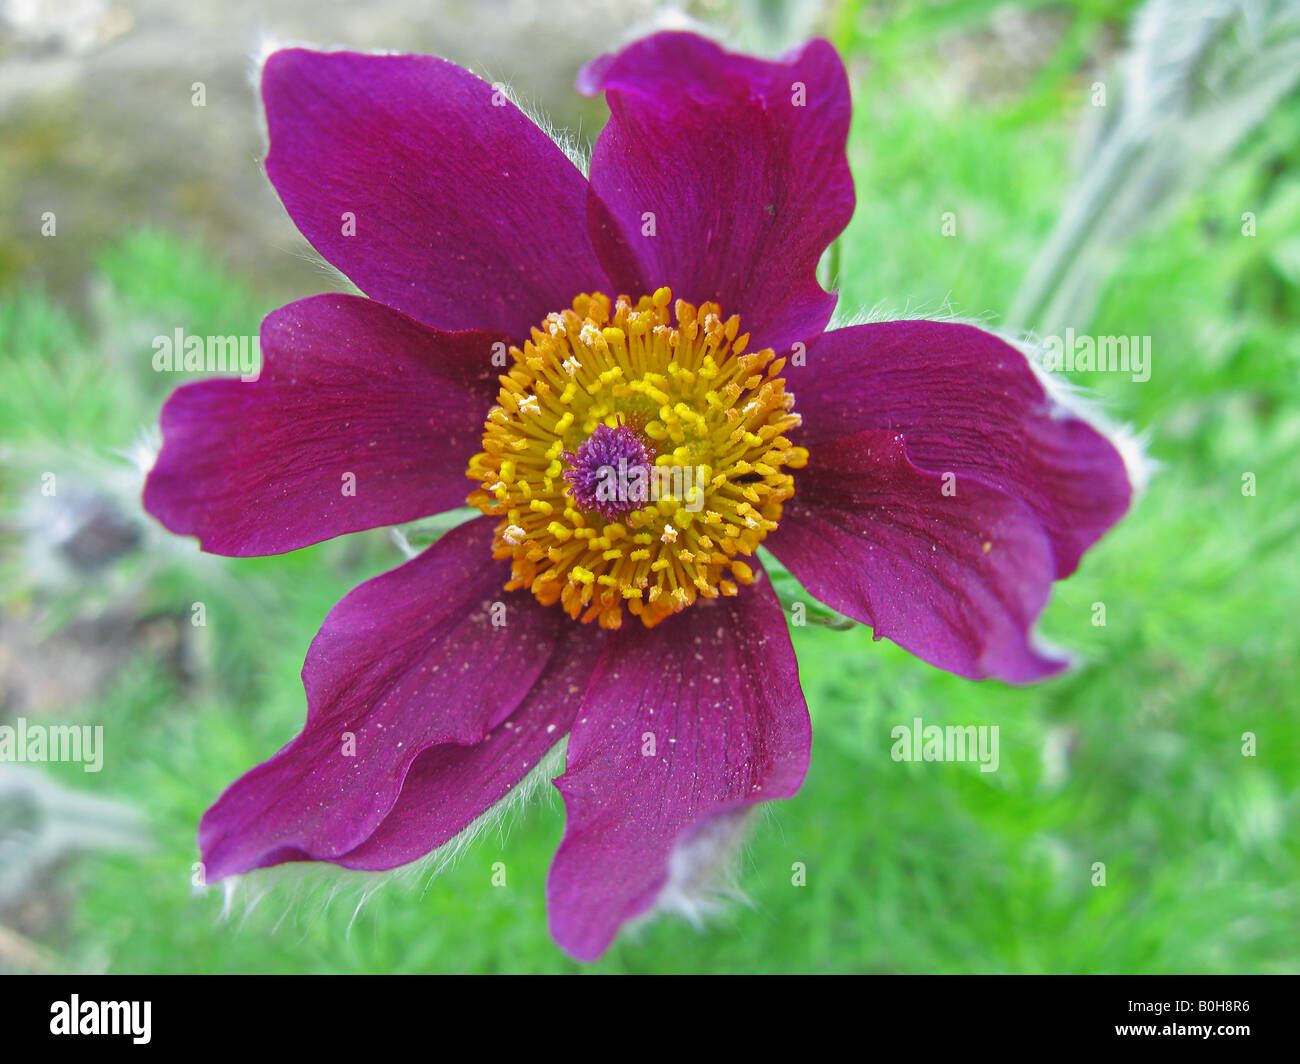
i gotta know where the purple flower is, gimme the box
[142,32,1132,961]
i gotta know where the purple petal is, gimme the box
[336,621,606,871]
[144,294,500,557]
[578,32,854,355]
[546,572,810,961]
[767,430,1065,683]
[262,49,613,339]
[793,321,1132,577]
[199,517,561,879]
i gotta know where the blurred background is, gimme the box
[1,0,1297,973]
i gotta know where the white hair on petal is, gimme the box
[203,738,568,934]
[1012,328,1158,500]
[247,33,367,296]
[115,424,160,482]
[475,73,592,176]
[248,32,291,155]
[829,294,991,330]
[626,807,760,941]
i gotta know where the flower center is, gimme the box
[466,287,807,629]
[561,422,651,519]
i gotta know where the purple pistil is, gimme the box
[562,423,652,519]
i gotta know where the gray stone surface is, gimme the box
[1,0,676,304]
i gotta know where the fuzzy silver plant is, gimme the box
[0,765,151,909]
[1009,0,1300,333]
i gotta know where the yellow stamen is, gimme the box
[466,289,802,628]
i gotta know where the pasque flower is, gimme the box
[143,31,1132,961]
